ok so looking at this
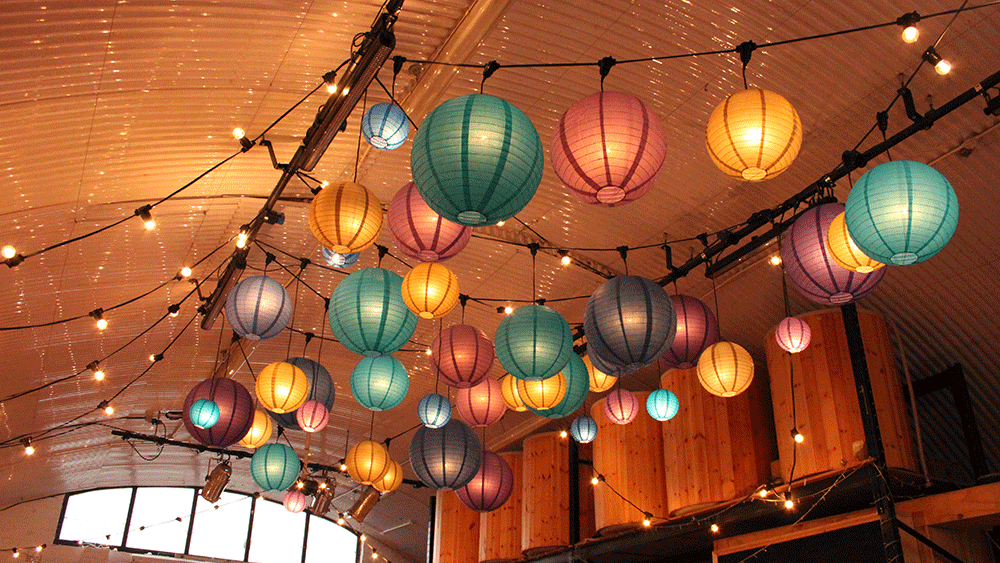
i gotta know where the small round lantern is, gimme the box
[268,357,335,431]
[706,88,802,181]
[417,393,452,428]
[516,372,567,411]
[527,354,589,419]
[183,378,255,448]
[309,182,383,254]
[570,416,599,443]
[826,212,884,273]
[456,451,514,512]
[329,268,418,357]
[295,400,329,433]
[250,443,300,491]
[351,356,409,411]
[224,275,293,341]
[362,102,409,150]
[775,316,812,354]
[409,418,483,490]
[845,160,959,266]
[658,295,719,370]
[604,388,639,425]
[256,361,309,414]
[584,355,617,393]
[189,399,220,429]
[551,91,667,206]
[283,490,308,513]
[411,94,544,227]
[646,389,680,421]
[347,440,391,485]
[495,305,573,381]
[373,459,404,493]
[431,324,495,388]
[499,373,528,412]
[239,409,273,449]
[697,342,754,398]
[321,247,360,269]
[401,262,460,319]
[455,377,507,427]
[388,182,471,262]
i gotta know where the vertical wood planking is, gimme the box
[478,451,523,563]
[521,432,569,556]
[435,490,480,563]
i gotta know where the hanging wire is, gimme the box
[354,88,368,183]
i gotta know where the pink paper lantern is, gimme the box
[551,92,667,206]
[603,388,639,425]
[775,316,812,353]
[658,295,719,370]
[283,490,307,513]
[455,378,507,427]
[456,451,514,512]
[431,325,495,389]
[388,181,472,262]
[296,400,330,433]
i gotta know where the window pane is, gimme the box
[58,488,133,546]
[305,515,358,563]
[189,491,252,560]
[248,497,306,563]
[125,487,194,554]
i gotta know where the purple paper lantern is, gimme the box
[183,378,255,447]
[782,203,885,305]
[775,316,812,353]
[603,388,639,425]
[431,325,495,389]
[455,378,507,427]
[658,295,719,370]
[388,181,472,262]
[456,451,514,512]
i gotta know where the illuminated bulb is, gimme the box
[769,255,782,266]
[34,547,43,553]
[425,347,432,356]
[94,369,105,381]
[232,127,246,140]
[12,549,18,558]
[504,306,513,315]
[340,462,348,472]
[2,245,16,259]
[496,220,505,227]
[342,86,350,96]
[296,481,304,489]
[236,230,248,248]
[642,514,652,527]
[591,476,600,485]
[22,438,34,456]
[759,489,768,498]
[149,354,157,362]
[321,181,330,188]
[337,516,346,525]
[143,218,156,231]
[169,306,180,317]
[901,26,919,43]
[784,498,794,510]
[794,432,804,444]
[96,318,108,331]
[318,482,328,490]
[711,523,720,533]
[371,551,378,560]
[559,430,568,439]
[104,404,115,416]
[935,60,952,75]
[561,254,572,266]
[180,267,192,278]
[360,534,367,543]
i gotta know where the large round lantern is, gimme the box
[224,275,293,341]
[308,182,383,254]
[189,399,220,429]
[584,275,676,376]
[283,490,308,513]
[775,316,812,354]
[527,354,589,419]
[584,355,617,393]
[845,160,959,266]
[401,262,460,319]
[362,102,409,150]
[373,459,404,493]
[456,451,514,512]
[183,378,255,448]
[647,389,680,421]
[239,409,273,449]
[268,357,335,431]
[250,443,300,491]
[417,393,452,428]
[409,418,483,490]
[495,305,573,381]
[455,377,507,427]
[516,372,567,411]
[570,416,598,443]
[388,182,471,262]
[431,324,494,388]
[783,203,885,305]
[347,440,391,485]
[322,247,360,269]
[329,268,418,357]
[256,361,309,414]
[826,212,884,273]
[603,388,639,425]
[499,373,528,412]
[411,94,544,226]
[551,91,667,206]
[295,400,329,432]
[697,342,754,398]
[658,295,719,370]
[351,356,409,411]
[706,88,802,181]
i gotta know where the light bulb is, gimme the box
[337,516,346,525]
[22,438,35,456]
[758,489,768,498]
[235,238,246,249]
[321,181,330,188]
[94,369,105,381]
[504,306,513,315]
[642,515,652,527]
[794,432,804,443]
[96,318,108,331]
[901,26,919,43]
[149,354,156,362]
[769,255,782,266]
[784,498,794,510]
[1,245,16,259]
[360,534,367,543]
[169,306,180,317]
[371,551,378,560]
[232,127,246,139]
[34,547,42,553]
[144,218,156,230]
[425,348,432,356]
[591,476,599,485]
[496,220,505,227]
[340,463,348,472]
[561,254,572,266]
[104,404,115,416]
[559,430,568,439]
[710,523,720,533]
[935,60,952,75]
[180,267,192,278]
[12,550,19,558]
[296,481,304,489]
[319,482,328,490]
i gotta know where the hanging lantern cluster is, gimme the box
[825,212,884,273]
[239,409,274,449]
[401,262,460,319]
[527,354,589,419]
[495,305,574,381]
[774,316,812,354]
[309,182,383,254]
[321,247,360,269]
[183,378,255,448]
[256,361,309,414]
[697,342,755,398]
[570,415,599,443]
[455,377,507,427]
[409,418,483,490]
[347,440,391,485]
[417,393,452,428]
[250,443,300,491]
[329,268,418,357]
[603,388,639,425]
[499,373,528,412]
[456,451,514,512]
[658,295,719,370]
[706,88,802,181]
[388,181,471,262]
[362,102,410,150]
[431,324,495,388]
[351,356,409,411]
[584,355,617,393]
[268,357,335,431]
[224,276,293,341]
[646,389,680,421]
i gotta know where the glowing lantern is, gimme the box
[775,316,812,354]
[256,361,309,414]
[183,378,255,448]
[646,389,680,421]
[499,373,528,412]
[603,388,639,425]
[347,440,391,485]
[250,443,300,491]
[517,372,567,411]
[584,355,617,393]
[417,393,452,428]
[309,182,383,253]
[296,400,329,433]
[706,88,802,181]
[268,357,335,431]
[362,103,409,150]
[409,419,483,490]
[321,247,360,268]
[387,182,471,262]
[527,354,589,419]
[570,416,598,443]
[373,459,404,493]
[351,356,409,411]
[189,399,220,429]
[455,377,507,427]
[328,268,418,357]
[430,325,494,388]
[239,409,274,449]
[283,490,308,513]
[495,305,573,381]
[224,276,293,341]
[456,451,514,512]
[658,295,719,370]
[826,212,884,273]
[697,342,754,398]
[401,262,460,319]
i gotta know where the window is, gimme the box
[125,487,195,554]
[57,488,132,546]
[248,496,306,563]
[305,514,358,563]
[188,492,252,561]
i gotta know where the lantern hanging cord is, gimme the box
[238,340,257,382]
[434,320,443,394]
[374,77,419,132]
[481,60,501,93]
[617,246,629,275]
[529,243,540,302]
[598,56,616,91]
[735,41,756,89]
[287,269,301,359]
[354,88,368,184]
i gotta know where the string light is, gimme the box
[591,476,600,485]
[90,309,108,331]
[232,128,246,140]
[710,523,720,533]
[901,25,919,43]
[559,250,572,266]
[135,205,156,230]
[371,550,378,560]
[360,534,367,543]
[11,549,18,558]
[236,228,249,248]
[504,306,513,315]
[33,546,43,553]
[758,488,769,498]
[642,513,653,527]
[559,430,568,439]
[149,353,163,362]
[337,514,346,525]
[496,220,505,227]
[99,401,115,416]
[20,438,34,456]
[180,267,192,278]
[897,11,920,44]
[1,246,15,260]
[87,361,105,381]
[792,428,805,443]
[769,255,781,266]
[339,460,348,472]
[425,347,432,356]
[168,304,180,317]
[784,496,795,510]
[922,46,951,75]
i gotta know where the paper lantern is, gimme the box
[455,377,507,427]
[826,212,884,273]
[239,409,273,449]
[570,416,598,443]
[224,275,293,341]
[373,459,404,493]
[456,451,514,512]
[551,91,667,206]
[431,324,495,389]
[658,295,719,370]
[409,418,483,490]
[250,443,300,491]
[646,389,679,421]
[347,440,391,485]
[584,355,617,393]
[603,388,639,425]
[183,378,255,448]
[401,262,460,319]
[584,275,676,376]
[411,93,544,226]
[495,305,573,381]
[351,356,409,411]
[697,342,754,398]
[329,268,418,357]
[309,182,383,253]
[706,88,802,181]
[321,247,360,268]
[268,357,335,431]
[388,182,471,262]
[283,490,308,513]
[517,372,567,411]
[295,400,329,433]
[189,399,220,429]
[499,373,528,412]
[527,354,589,419]
[845,160,959,266]
[362,102,409,150]
[775,316,812,354]
[783,203,885,305]
[256,361,309,414]
[417,393,452,428]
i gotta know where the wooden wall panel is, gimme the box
[479,451,522,563]
[521,432,569,556]
[435,490,480,563]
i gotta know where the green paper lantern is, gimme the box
[329,268,418,357]
[250,443,300,491]
[410,94,544,226]
[189,398,220,429]
[494,305,573,381]
[351,356,409,411]
[647,389,679,421]
[528,354,589,419]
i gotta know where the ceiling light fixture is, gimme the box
[200,460,232,503]
[20,438,34,456]
[90,309,108,331]
[179,267,192,278]
[87,361,105,381]
[896,11,920,43]
[135,205,156,230]
[923,46,951,75]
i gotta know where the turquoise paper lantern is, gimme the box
[495,305,573,381]
[329,268,418,357]
[362,103,409,150]
[570,416,598,444]
[411,94,544,226]
[189,398,220,429]
[351,356,409,411]
[250,443,300,491]
[845,160,959,266]
[418,393,452,428]
[528,354,589,419]
[647,389,680,421]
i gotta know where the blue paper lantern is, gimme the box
[189,399,221,429]
[411,94,544,226]
[250,443,300,491]
[329,268,418,357]
[322,247,360,268]
[845,160,959,266]
[268,357,336,431]
[224,275,293,341]
[570,416,598,444]
[647,389,680,421]
[362,103,409,150]
[418,393,452,428]
[495,305,573,381]
[409,418,483,490]
[351,356,409,411]
[528,354,589,419]
[585,275,676,376]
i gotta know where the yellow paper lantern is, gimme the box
[516,371,567,411]
[256,362,309,414]
[826,211,885,273]
[584,355,617,393]
[346,440,391,485]
[706,88,802,181]
[696,342,754,398]
[372,459,403,493]
[238,408,273,449]
[499,373,528,412]
[308,182,383,253]
[401,262,460,319]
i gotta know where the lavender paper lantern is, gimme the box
[658,295,719,370]
[409,418,483,490]
[388,182,471,262]
[456,451,514,512]
[584,276,676,376]
[570,416,598,443]
[431,325,494,389]
[183,378,255,448]
[268,357,335,431]
[224,275,293,341]
[417,393,452,428]
[361,102,409,150]
[603,388,639,425]
[455,377,507,427]
[775,316,812,354]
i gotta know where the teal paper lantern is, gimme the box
[528,354,589,419]
[418,393,452,428]
[411,94,544,226]
[351,356,409,411]
[329,268,418,357]
[189,399,221,429]
[362,103,409,150]
[570,416,598,444]
[250,443,300,491]
[647,389,680,421]
[495,305,573,381]
[845,160,959,266]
